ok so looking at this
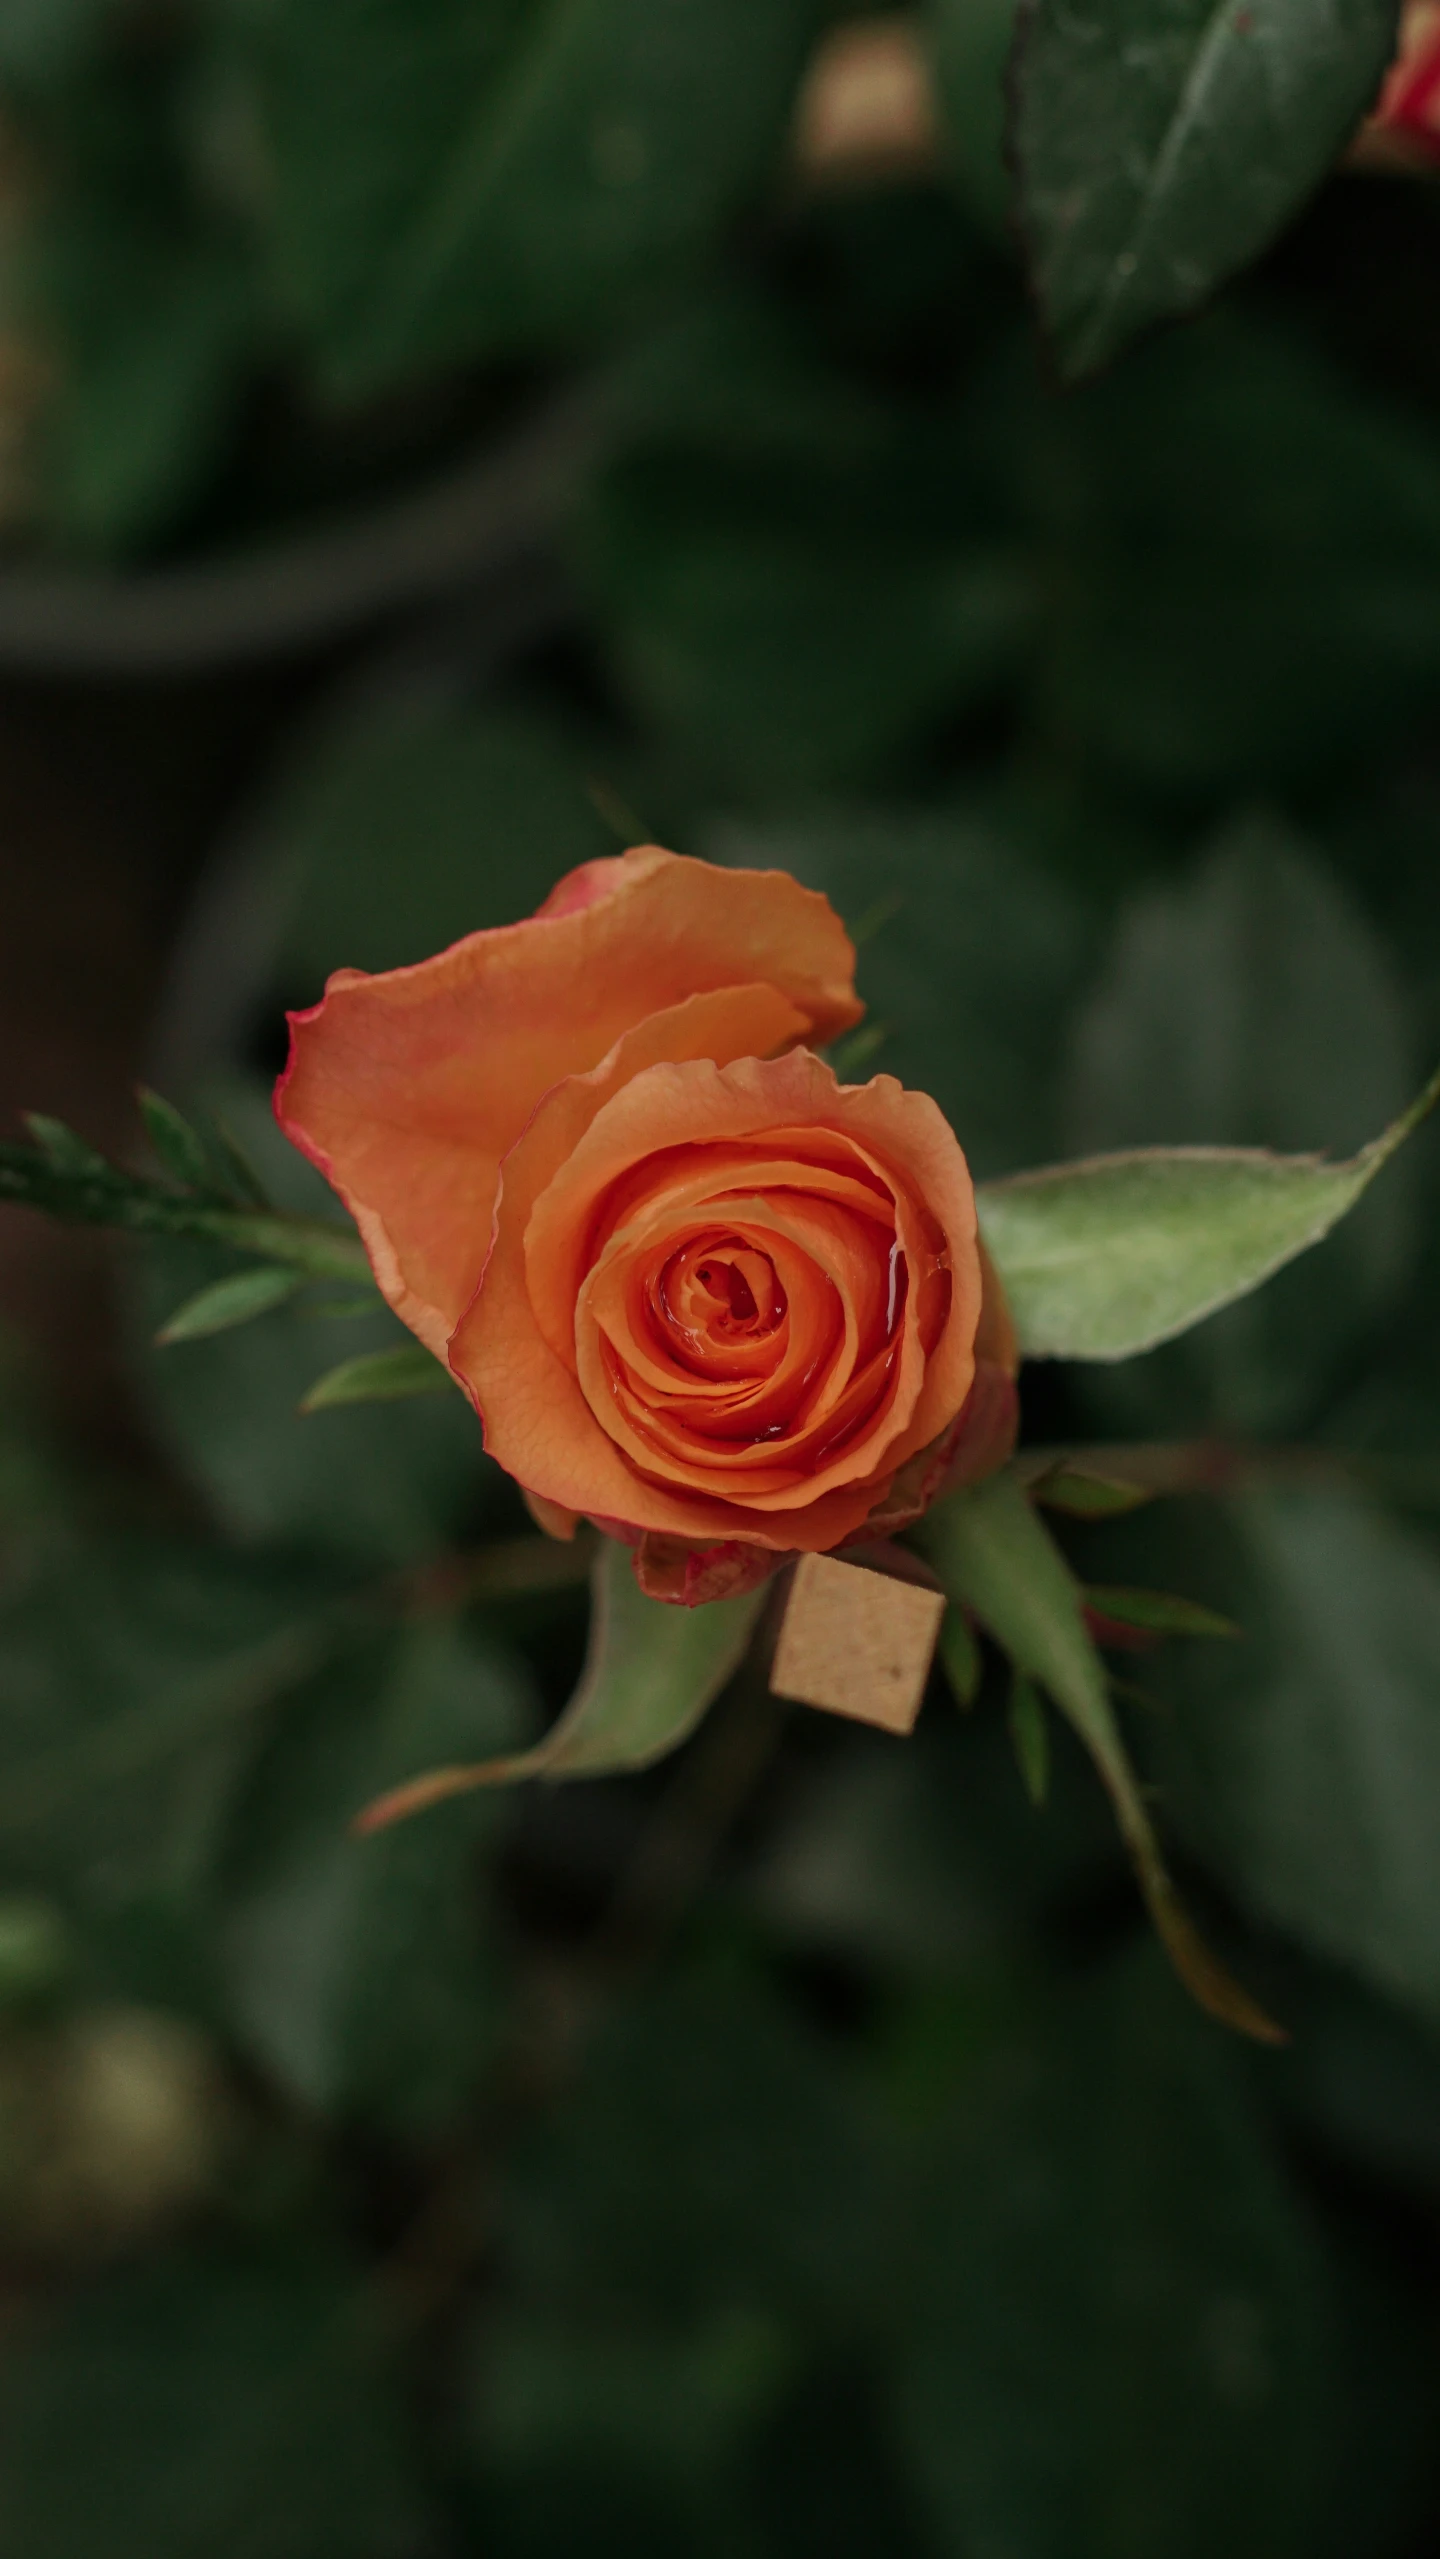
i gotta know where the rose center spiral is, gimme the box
[658,1234,786,1365]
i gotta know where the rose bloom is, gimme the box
[276,847,1016,1604]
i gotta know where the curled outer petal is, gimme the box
[275,846,861,1357]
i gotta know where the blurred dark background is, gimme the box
[3,8,1440,2556]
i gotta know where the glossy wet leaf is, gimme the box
[1012,0,1402,378]
[358,1536,765,1829]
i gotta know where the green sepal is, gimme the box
[1007,1669,1051,1806]
[1030,1461,1153,1520]
[939,1604,983,1710]
[917,1470,1283,2043]
[1085,1586,1239,1641]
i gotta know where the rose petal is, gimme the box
[455,1049,980,1551]
[275,846,861,1355]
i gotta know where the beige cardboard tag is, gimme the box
[769,1552,946,1735]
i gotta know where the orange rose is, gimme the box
[277,846,1015,1602]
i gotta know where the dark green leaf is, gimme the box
[1160,1485,1440,2032]
[575,299,1034,795]
[217,1619,533,2131]
[128,1088,485,1570]
[1018,320,1440,794]
[157,1266,303,1345]
[358,1536,764,1827]
[300,1344,453,1412]
[1012,0,1403,378]
[929,0,1020,237]
[0,1541,350,1945]
[279,0,830,390]
[715,804,1091,1178]
[499,1964,892,2328]
[14,58,258,552]
[918,1472,1281,2038]
[1060,819,1418,1432]
[893,1953,1335,2559]
[0,2252,429,2559]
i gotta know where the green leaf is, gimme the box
[498,1963,890,2328]
[938,1605,983,1710]
[893,1952,1335,2559]
[1159,1485,1440,2033]
[0,1541,351,1961]
[1019,320,1440,795]
[13,58,258,553]
[1086,1585,1238,1639]
[1007,1669,1050,1804]
[127,1089,482,1570]
[357,1537,765,1828]
[917,1471,1281,2039]
[575,300,1035,797]
[279,0,831,391]
[928,0,1021,237]
[0,1129,370,1279]
[156,1266,303,1345]
[1062,820,1417,1431]
[299,1344,454,1412]
[217,1620,534,2133]
[1011,0,1403,379]
[137,1089,211,1193]
[977,1060,1440,1365]
[0,2252,429,2559]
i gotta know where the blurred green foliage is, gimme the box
[3,2,1440,2554]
